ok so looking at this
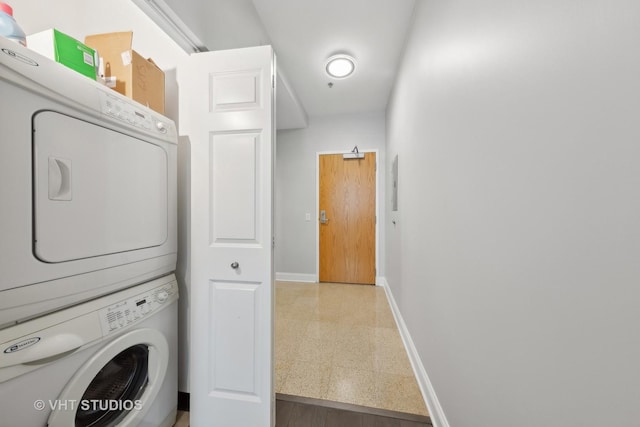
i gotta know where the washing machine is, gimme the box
[0,36,178,329]
[0,274,178,427]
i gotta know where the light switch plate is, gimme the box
[305,213,311,221]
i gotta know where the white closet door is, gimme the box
[180,46,275,427]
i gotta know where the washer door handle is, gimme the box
[0,333,84,368]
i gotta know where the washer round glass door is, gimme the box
[47,329,168,427]
[76,344,149,426]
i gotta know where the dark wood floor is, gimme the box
[275,396,431,427]
[176,393,431,426]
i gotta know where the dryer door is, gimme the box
[47,329,168,427]
[33,111,168,263]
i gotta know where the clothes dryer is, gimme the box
[0,36,177,328]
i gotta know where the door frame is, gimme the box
[315,149,380,285]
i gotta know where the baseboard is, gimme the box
[177,391,190,412]
[375,276,386,287]
[382,278,450,427]
[275,272,317,282]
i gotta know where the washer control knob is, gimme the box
[157,290,169,303]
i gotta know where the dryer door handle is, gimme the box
[48,157,73,201]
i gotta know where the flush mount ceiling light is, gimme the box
[325,54,356,79]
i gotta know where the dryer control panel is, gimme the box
[99,281,178,335]
[97,90,177,140]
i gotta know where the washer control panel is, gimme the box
[99,281,178,335]
[97,90,176,138]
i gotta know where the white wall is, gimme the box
[276,112,386,279]
[162,0,207,46]
[12,0,192,392]
[11,0,188,124]
[386,1,640,426]
[11,0,187,69]
[203,0,270,50]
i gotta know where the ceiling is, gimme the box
[251,0,416,121]
[151,0,416,128]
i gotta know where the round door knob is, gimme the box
[231,262,239,269]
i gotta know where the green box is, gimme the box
[27,29,97,80]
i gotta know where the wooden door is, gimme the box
[180,46,275,427]
[319,152,376,285]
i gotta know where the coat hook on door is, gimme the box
[343,145,365,159]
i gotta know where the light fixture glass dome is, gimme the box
[325,54,356,79]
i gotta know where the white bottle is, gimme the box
[0,2,26,47]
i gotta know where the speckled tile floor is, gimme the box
[275,281,429,417]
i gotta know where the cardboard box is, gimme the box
[84,31,165,114]
[27,29,97,80]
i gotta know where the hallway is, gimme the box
[275,281,428,417]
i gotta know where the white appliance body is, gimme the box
[0,37,178,328]
[0,274,178,427]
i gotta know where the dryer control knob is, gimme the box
[157,290,169,303]
[156,121,167,133]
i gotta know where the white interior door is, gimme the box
[180,46,275,427]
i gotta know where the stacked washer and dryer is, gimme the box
[0,36,179,427]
